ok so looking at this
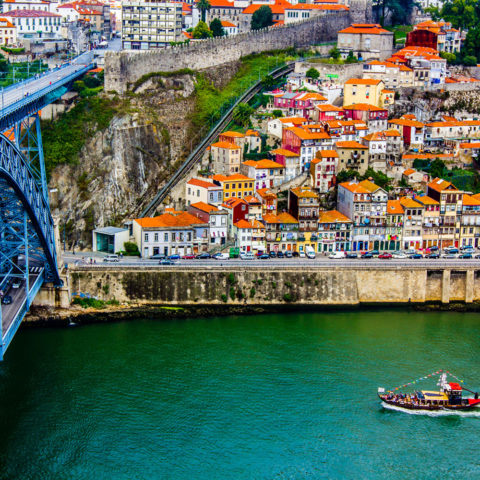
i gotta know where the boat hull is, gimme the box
[379,395,480,411]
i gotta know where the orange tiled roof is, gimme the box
[212,174,252,182]
[389,118,424,128]
[221,20,236,27]
[244,195,261,204]
[290,186,318,198]
[243,159,284,169]
[403,168,415,176]
[345,78,382,85]
[358,179,381,192]
[462,194,480,206]
[415,196,439,206]
[387,200,404,214]
[276,212,298,223]
[134,212,206,228]
[339,181,370,194]
[343,103,386,111]
[234,219,265,229]
[190,202,219,213]
[400,197,422,208]
[187,178,218,189]
[338,23,391,35]
[317,149,339,157]
[460,142,480,149]
[287,127,330,140]
[256,188,277,199]
[220,130,245,138]
[428,177,456,193]
[211,141,241,150]
[336,141,367,149]
[318,209,351,223]
[270,148,299,157]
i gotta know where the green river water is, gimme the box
[1,309,480,479]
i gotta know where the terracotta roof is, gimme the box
[245,129,260,137]
[0,18,15,28]
[278,116,307,124]
[338,23,391,35]
[212,174,252,182]
[317,149,339,158]
[276,212,298,223]
[234,219,265,229]
[462,194,480,206]
[187,178,218,189]
[134,212,206,228]
[222,197,247,208]
[270,148,299,157]
[460,142,480,149]
[389,118,424,128]
[358,179,381,192]
[242,1,291,14]
[256,188,277,199]
[2,9,61,17]
[290,186,318,198]
[316,104,343,112]
[402,153,454,160]
[220,131,245,138]
[343,103,386,111]
[400,197,422,208]
[207,0,236,7]
[339,181,370,194]
[243,159,284,169]
[287,127,330,140]
[428,177,456,193]
[211,141,241,150]
[345,78,382,85]
[221,20,236,27]
[262,213,280,224]
[403,168,415,176]
[415,196,439,206]
[190,202,219,213]
[387,200,404,214]
[318,209,352,224]
[336,141,367,149]
[244,195,261,204]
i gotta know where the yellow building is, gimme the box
[211,174,254,200]
[343,78,386,108]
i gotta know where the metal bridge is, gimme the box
[0,52,96,359]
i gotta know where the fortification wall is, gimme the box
[105,12,351,93]
[65,266,480,307]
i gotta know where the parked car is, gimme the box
[475,254,480,259]
[213,252,229,260]
[150,253,166,260]
[169,254,180,260]
[277,251,285,258]
[459,253,473,259]
[103,254,119,262]
[444,247,459,254]
[285,251,293,258]
[160,259,175,265]
[269,251,277,258]
[426,253,440,259]
[195,253,211,259]
[441,253,457,259]
[239,252,255,260]
[259,254,270,260]
[408,253,423,259]
[392,251,407,259]
[305,246,316,259]
[255,251,265,257]
[292,251,299,257]
[378,252,392,259]
[182,254,195,260]
[429,246,439,252]
[346,252,358,259]
[329,251,346,259]
[369,250,380,257]
[299,250,306,258]
[1,295,12,305]
[460,245,475,251]
[361,252,374,259]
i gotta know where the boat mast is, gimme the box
[437,373,448,390]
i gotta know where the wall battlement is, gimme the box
[105,12,351,93]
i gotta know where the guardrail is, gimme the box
[140,61,295,217]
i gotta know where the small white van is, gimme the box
[329,251,346,259]
[305,246,316,259]
[103,254,119,262]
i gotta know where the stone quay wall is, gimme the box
[61,266,480,307]
[105,12,351,94]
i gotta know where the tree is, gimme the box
[233,103,254,127]
[197,0,211,23]
[251,6,273,30]
[429,159,446,179]
[209,18,224,37]
[336,169,360,184]
[461,26,480,64]
[262,74,275,90]
[439,0,478,30]
[305,67,320,80]
[192,21,212,39]
[345,51,357,63]
[440,51,456,63]
[272,109,283,118]
[375,0,416,26]
[328,46,341,60]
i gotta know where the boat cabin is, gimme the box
[417,391,450,406]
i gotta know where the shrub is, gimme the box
[272,282,277,289]
[250,287,256,298]
[285,281,292,288]
[228,272,236,284]
[272,109,283,118]
[230,287,235,300]
[283,293,294,302]
[124,242,140,256]
[221,294,228,303]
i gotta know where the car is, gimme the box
[444,247,459,254]
[213,252,229,260]
[392,251,408,259]
[284,251,293,258]
[239,252,255,260]
[277,251,285,258]
[361,252,374,259]
[329,251,346,259]
[149,253,166,260]
[460,245,475,251]
[255,251,265,257]
[160,259,176,265]
[1,295,12,305]
[429,246,439,252]
[305,246,316,259]
[269,251,277,258]
[103,254,119,262]
[408,253,423,259]
[169,254,180,260]
[426,253,440,259]
[346,252,358,259]
[475,254,480,259]
[182,254,195,260]
[195,253,211,259]
[292,251,300,257]
[378,252,392,259]
[459,253,473,259]
[441,253,457,259]
[259,254,270,259]
[368,250,380,257]
[11,280,22,289]
[299,251,306,258]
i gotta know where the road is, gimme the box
[0,52,94,112]
[64,252,480,269]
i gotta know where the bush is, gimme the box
[221,294,228,303]
[1,46,25,54]
[328,47,341,60]
[250,287,256,298]
[124,242,140,256]
[229,287,235,300]
[306,67,319,80]
[272,109,283,118]
[463,55,478,66]
[283,293,294,302]
[228,272,236,284]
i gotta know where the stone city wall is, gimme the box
[105,12,351,94]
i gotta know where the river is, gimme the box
[1,310,479,479]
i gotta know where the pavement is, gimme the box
[0,52,94,111]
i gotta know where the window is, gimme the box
[164,233,168,242]
[154,233,158,242]
[144,233,149,242]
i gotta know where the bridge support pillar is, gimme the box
[441,269,451,304]
[465,270,474,303]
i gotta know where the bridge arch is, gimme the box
[0,134,61,286]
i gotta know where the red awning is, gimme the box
[449,382,462,390]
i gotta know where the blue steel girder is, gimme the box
[0,135,60,285]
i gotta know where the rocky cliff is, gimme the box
[48,63,239,248]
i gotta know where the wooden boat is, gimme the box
[378,373,480,411]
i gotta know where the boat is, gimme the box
[378,371,480,411]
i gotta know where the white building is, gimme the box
[0,18,17,45]
[185,178,223,206]
[221,20,237,35]
[2,9,62,36]
[209,209,229,246]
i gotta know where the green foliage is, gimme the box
[210,18,224,37]
[262,74,276,90]
[257,279,263,285]
[233,102,254,127]
[250,287,256,298]
[72,297,120,309]
[102,284,110,295]
[363,168,391,191]
[221,294,228,303]
[272,109,283,118]
[283,293,294,302]
[462,54,478,66]
[132,68,195,91]
[438,0,478,30]
[229,286,235,300]
[1,46,25,54]
[193,21,212,39]
[284,281,292,288]
[336,169,360,184]
[124,242,140,256]
[429,159,447,179]
[228,272,236,284]
[272,281,277,289]
[197,0,211,22]
[251,6,273,30]
[440,51,456,63]
[345,51,358,63]
[42,96,118,178]
[305,67,320,80]
[328,46,341,59]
